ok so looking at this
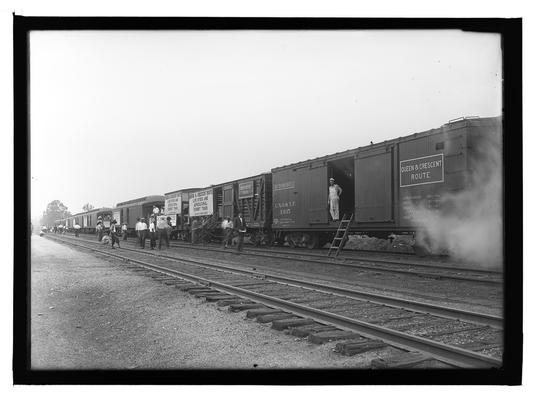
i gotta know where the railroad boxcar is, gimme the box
[163,188,201,240]
[72,212,84,227]
[183,173,273,244]
[114,195,165,235]
[271,116,502,249]
[231,173,272,245]
[53,218,66,230]
[65,215,77,230]
[80,207,113,234]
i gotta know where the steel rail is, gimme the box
[46,236,502,369]
[68,232,502,279]
[48,235,503,328]
[134,246,504,329]
[165,242,502,284]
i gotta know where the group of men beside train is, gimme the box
[96,215,173,250]
[95,212,248,253]
[220,212,247,253]
[72,176,342,251]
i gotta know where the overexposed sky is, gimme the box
[30,29,502,218]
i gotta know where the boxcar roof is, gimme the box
[207,172,271,190]
[164,188,203,196]
[116,195,165,207]
[70,207,112,216]
[272,116,501,172]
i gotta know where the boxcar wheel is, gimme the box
[305,234,319,249]
[250,232,261,247]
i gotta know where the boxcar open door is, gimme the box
[306,164,329,224]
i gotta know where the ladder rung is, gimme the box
[341,219,351,223]
[330,246,339,249]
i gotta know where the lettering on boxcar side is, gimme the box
[189,190,214,216]
[273,200,296,226]
[274,181,295,191]
[400,154,444,187]
[165,194,182,215]
[238,181,254,199]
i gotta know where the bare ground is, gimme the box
[30,235,398,370]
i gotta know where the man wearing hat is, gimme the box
[328,178,343,221]
[139,218,148,249]
[157,216,171,250]
[109,219,121,249]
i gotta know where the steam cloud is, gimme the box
[408,128,503,269]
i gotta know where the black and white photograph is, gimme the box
[12,12,523,386]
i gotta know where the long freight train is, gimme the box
[59,116,503,253]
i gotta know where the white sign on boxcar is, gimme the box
[189,189,213,217]
[165,194,182,215]
[113,211,121,225]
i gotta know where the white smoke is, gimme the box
[408,127,503,269]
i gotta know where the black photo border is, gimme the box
[13,15,523,385]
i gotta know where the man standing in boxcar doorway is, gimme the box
[328,178,343,221]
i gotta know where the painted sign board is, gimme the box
[189,189,214,217]
[165,194,182,215]
[400,154,444,187]
[113,211,121,225]
[238,181,254,199]
[274,181,295,191]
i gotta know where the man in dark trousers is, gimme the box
[157,216,171,250]
[139,218,148,249]
[234,212,247,253]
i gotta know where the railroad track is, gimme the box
[47,235,503,368]
[168,240,502,285]
[68,233,503,285]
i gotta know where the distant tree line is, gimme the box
[39,201,96,227]
[40,200,71,227]
[82,203,94,212]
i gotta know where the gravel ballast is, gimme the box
[31,235,399,369]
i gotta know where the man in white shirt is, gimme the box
[135,218,142,247]
[139,218,148,249]
[328,178,343,221]
[157,216,170,250]
[122,222,128,241]
[221,217,233,249]
[148,218,156,250]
